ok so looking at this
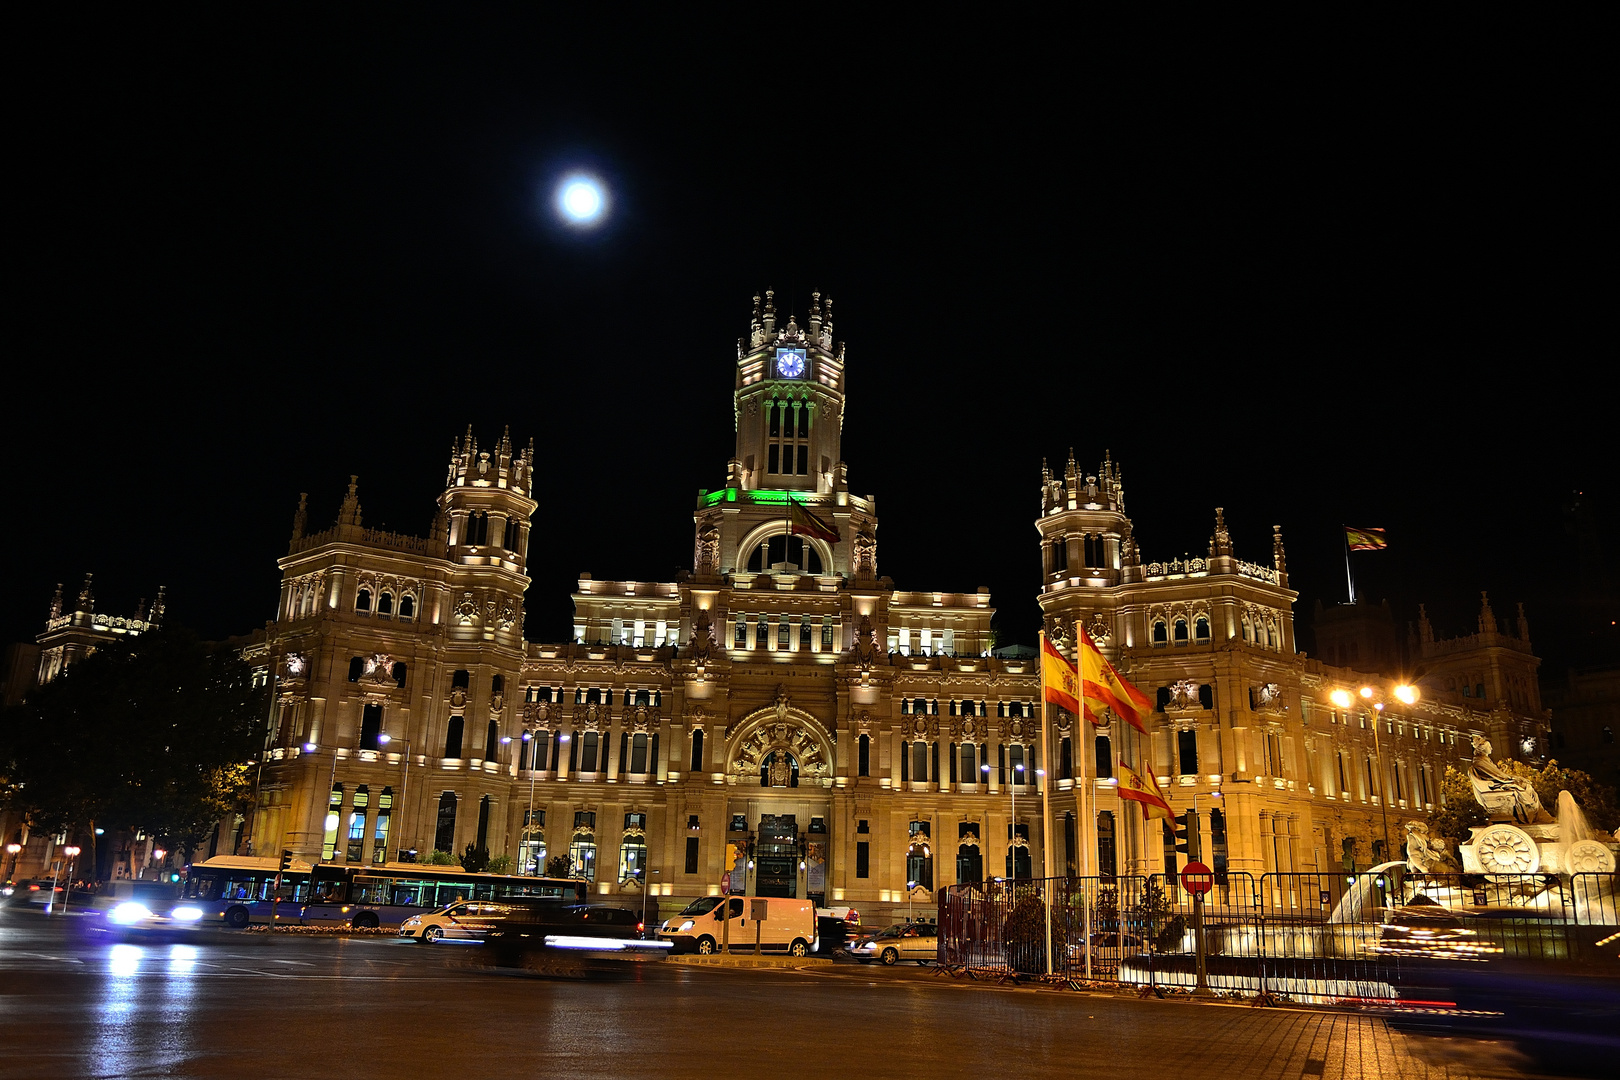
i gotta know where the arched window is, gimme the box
[1174,618,1188,644]
[464,512,489,546]
[347,656,364,682]
[434,792,457,854]
[322,783,344,860]
[1152,620,1168,645]
[1006,822,1032,879]
[690,729,705,771]
[391,662,407,688]
[759,749,799,788]
[745,534,823,574]
[1051,539,1068,573]
[444,716,464,759]
[398,594,415,620]
[355,588,372,613]
[377,592,394,616]
[569,829,597,881]
[1097,810,1116,878]
[957,841,982,884]
[1194,616,1210,642]
[906,822,933,890]
[346,786,369,862]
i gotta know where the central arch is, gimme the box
[724,704,835,788]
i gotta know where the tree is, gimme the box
[0,626,264,869]
[1428,759,1620,848]
[459,843,489,872]
[544,854,571,877]
[485,854,514,875]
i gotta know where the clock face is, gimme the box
[775,348,806,378]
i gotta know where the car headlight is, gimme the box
[110,902,153,925]
[171,906,203,922]
[679,920,694,932]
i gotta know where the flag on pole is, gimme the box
[788,497,841,543]
[1116,762,1173,822]
[1040,635,1080,714]
[1344,526,1388,551]
[1077,625,1153,733]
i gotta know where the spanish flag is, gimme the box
[1078,625,1152,734]
[1344,526,1388,551]
[788,497,841,543]
[1117,762,1173,822]
[1041,634,1080,715]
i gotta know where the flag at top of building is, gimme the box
[1078,624,1153,733]
[1040,634,1080,715]
[1344,525,1388,551]
[1116,761,1173,822]
[787,497,840,543]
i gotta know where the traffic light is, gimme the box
[1174,811,1199,859]
[724,843,737,871]
[280,849,294,872]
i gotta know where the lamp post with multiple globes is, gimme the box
[4,842,20,885]
[1329,683,1419,868]
[377,734,411,864]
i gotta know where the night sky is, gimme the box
[8,13,1615,680]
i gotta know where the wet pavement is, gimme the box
[0,908,1551,1079]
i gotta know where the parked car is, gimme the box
[851,921,939,965]
[658,896,815,956]
[398,901,514,943]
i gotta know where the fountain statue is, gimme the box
[1455,735,1616,880]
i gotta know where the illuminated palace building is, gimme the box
[217,293,1548,918]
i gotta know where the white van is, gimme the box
[658,896,816,956]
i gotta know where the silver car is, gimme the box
[851,922,938,965]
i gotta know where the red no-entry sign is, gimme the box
[1180,861,1214,896]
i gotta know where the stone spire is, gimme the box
[151,586,166,627]
[1272,525,1287,573]
[1478,591,1498,634]
[77,573,95,614]
[1417,603,1434,644]
[1211,508,1233,557]
[1516,601,1530,642]
[762,289,776,336]
[291,493,308,542]
[48,583,63,620]
[338,476,363,527]
[808,290,822,340]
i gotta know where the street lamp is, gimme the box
[519,730,538,874]
[5,842,20,884]
[151,847,166,882]
[640,868,660,939]
[58,846,81,914]
[1329,684,1418,867]
[306,740,341,862]
[378,734,411,864]
[983,760,1028,879]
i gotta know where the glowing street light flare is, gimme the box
[1330,689,1353,709]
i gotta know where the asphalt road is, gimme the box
[0,909,1551,1080]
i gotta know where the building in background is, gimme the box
[2,294,1555,922]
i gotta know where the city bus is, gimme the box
[181,856,314,928]
[299,864,588,929]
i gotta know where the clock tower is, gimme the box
[693,290,875,578]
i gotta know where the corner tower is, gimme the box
[437,427,538,646]
[694,291,876,579]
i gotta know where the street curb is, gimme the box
[666,955,835,969]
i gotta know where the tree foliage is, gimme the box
[1427,759,1620,848]
[0,627,264,864]
[544,854,571,877]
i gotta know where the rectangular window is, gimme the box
[778,618,790,648]
[856,841,870,878]
[630,733,649,774]
[360,704,383,751]
[821,617,833,650]
[735,615,747,647]
[796,445,808,474]
[768,445,780,474]
[581,731,599,772]
[960,743,976,783]
[756,616,768,648]
[684,837,700,874]
[912,741,929,783]
[1177,729,1199,775]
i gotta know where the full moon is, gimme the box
[557,175,605,225]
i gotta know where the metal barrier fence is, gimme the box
[938,870,1619,1001]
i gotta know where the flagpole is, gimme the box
[1038,632,1056,978]
[1077,620,1093,981]
[1343,528,1356,604]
